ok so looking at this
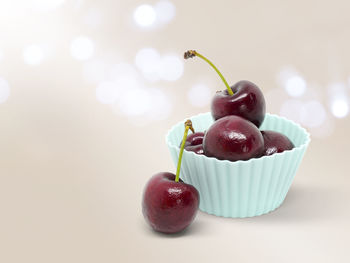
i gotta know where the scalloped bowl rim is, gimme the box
[165,112,311,165]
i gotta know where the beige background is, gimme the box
[0,0,349,262]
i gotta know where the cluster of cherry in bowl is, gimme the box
[183,80,294,161]
[142,50,294,234]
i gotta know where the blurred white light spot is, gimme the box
[277,67,307,97]
[0,49,3,61]
[135,48,160,70]
[147,88,172,120]
[155,1,176,24]
[118,88,151,116]
[331,99,349,118]
[108,63,140,98]
[327,82,349,118]
[23,45,45,66]
[187,84,211,107]
[135,48,161,82]
[300,100,326,128]
[96,81,119,104]
[134,5,156,27]
[113,76,139,96]
[0,78,10,104]
[70,36,94,61]
[285,75,306,97]
[159,55,183,81]
[280,100,305,123]
[134,50,183,82]
[32,0,65,12]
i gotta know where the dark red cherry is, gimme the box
[180,131,205,155]
[142,120,199,234]
[261,130,294,156]
[203,115,264,161]
[142,172,199,234]
[184,51,265,128]
[182,132,205,147]
[185,144,204,155]
[211,80,266,127]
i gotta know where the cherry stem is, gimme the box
[175,120,194,182]
[184,50,234,96]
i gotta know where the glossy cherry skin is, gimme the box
[211,80,266,127]
[180,132,205,155]
[185,144,204,155]
[183,132,205,147]
[261,130,294,156]
[142,172,199,234]
[203,115,264,161]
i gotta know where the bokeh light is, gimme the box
[331,98,349,118]
[147,88,172,120]
[133,5,156,27]
[187,83,211,107]
[118,88,151,116]
[159,54,183,81]
[285,75,306,97]
[135,48,160,70]
[300,100,327,128]
[155,1,176,24]
[279,99,305,124]
[92,55,173,122]
[70,36,95,61]
[134,50,183,82]
[135,48,161,82]
[277,67,306,97]
[23,44,45,66]
[0,77,10,104]
[328,82,349,118]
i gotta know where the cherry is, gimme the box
[184,144,204,155]
[184,50,266,127]
[142,173,199,234]
[211,81,266,127]
[183,132,205,147]
[142,120,200,234]
[203,115,264,161]
[261,130,294,156]
[180,131,205,155]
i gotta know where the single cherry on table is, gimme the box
[184,50,266,127]
[142,120,199,234]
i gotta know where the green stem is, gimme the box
[175,120,194,182]
[184,50,234,95]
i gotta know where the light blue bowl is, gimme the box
[166,113,310,218]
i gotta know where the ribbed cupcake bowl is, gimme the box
[166,112,310,218]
